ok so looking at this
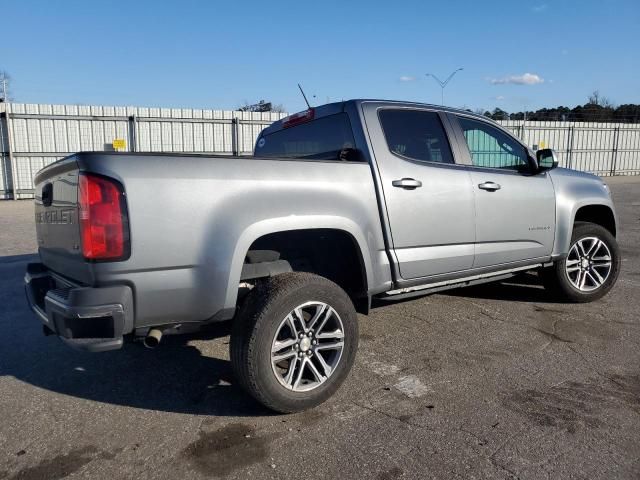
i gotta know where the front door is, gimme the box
[364,104,476,280]
[452,114,556,268]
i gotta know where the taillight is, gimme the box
[78,173,129,261]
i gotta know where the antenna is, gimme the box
[298,83,312,109]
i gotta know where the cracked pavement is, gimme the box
[1,177,639,479]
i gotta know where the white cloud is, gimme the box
[399,76,416,82]
[495,95,506,101]
[532,4,547,13]
[488,73,545,85]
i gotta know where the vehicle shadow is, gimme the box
[1,253,553,418]
[443,272,558,303]
[0,253,271,418]
[372,271,557,309]
[0,253,40,264]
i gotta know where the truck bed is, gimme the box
[32,152,388,333]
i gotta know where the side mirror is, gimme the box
[536,148,559,171]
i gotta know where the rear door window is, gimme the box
[378,109,454,164]
[256,113,358,161]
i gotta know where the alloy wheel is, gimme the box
[565,236,612,292]
[270,301,345,392]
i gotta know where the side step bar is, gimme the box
[380,263,547,301]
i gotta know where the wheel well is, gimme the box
[574,205,616,236]
[246,229,369,313]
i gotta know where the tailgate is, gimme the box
[34,155,92,284]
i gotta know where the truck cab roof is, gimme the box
[260,99,496,137]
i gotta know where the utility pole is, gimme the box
[425,68,463,105]
[0,76,7,102]
[0,71,11,102]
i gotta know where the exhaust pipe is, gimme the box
[144,328,163,349]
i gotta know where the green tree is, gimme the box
[481,91,640,123]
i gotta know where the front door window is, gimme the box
[457,116,530,171]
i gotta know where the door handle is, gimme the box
[478,181,501,191]
[392,178,422,190]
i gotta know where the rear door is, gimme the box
[450,114,556,268]
[363,103,475,280]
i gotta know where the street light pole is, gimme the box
[425,68,463,105]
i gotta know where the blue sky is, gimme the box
[2,0,638,113]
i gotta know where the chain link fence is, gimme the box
[1,103,639,199]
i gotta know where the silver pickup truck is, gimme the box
[25,99,620,412]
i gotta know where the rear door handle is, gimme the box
[392,178,422,190]
[478,181,501,191]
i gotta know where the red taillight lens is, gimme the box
[78,173,129,261]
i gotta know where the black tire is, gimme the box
[540,221,620,303]
[230,272,359,413]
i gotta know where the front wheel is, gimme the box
[230,272,358,413]
[540,221,620,303]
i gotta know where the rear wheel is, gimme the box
[230,272,358,413]
[540,222,620,302]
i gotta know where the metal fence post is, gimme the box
[128,114,138,152]
[566,125,574,169]
[610,126,620,176]
[231,117,239,156]
[1,108,18,200]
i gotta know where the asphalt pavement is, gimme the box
[0,177,639,480]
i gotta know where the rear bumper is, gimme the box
[24,262,134,352]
